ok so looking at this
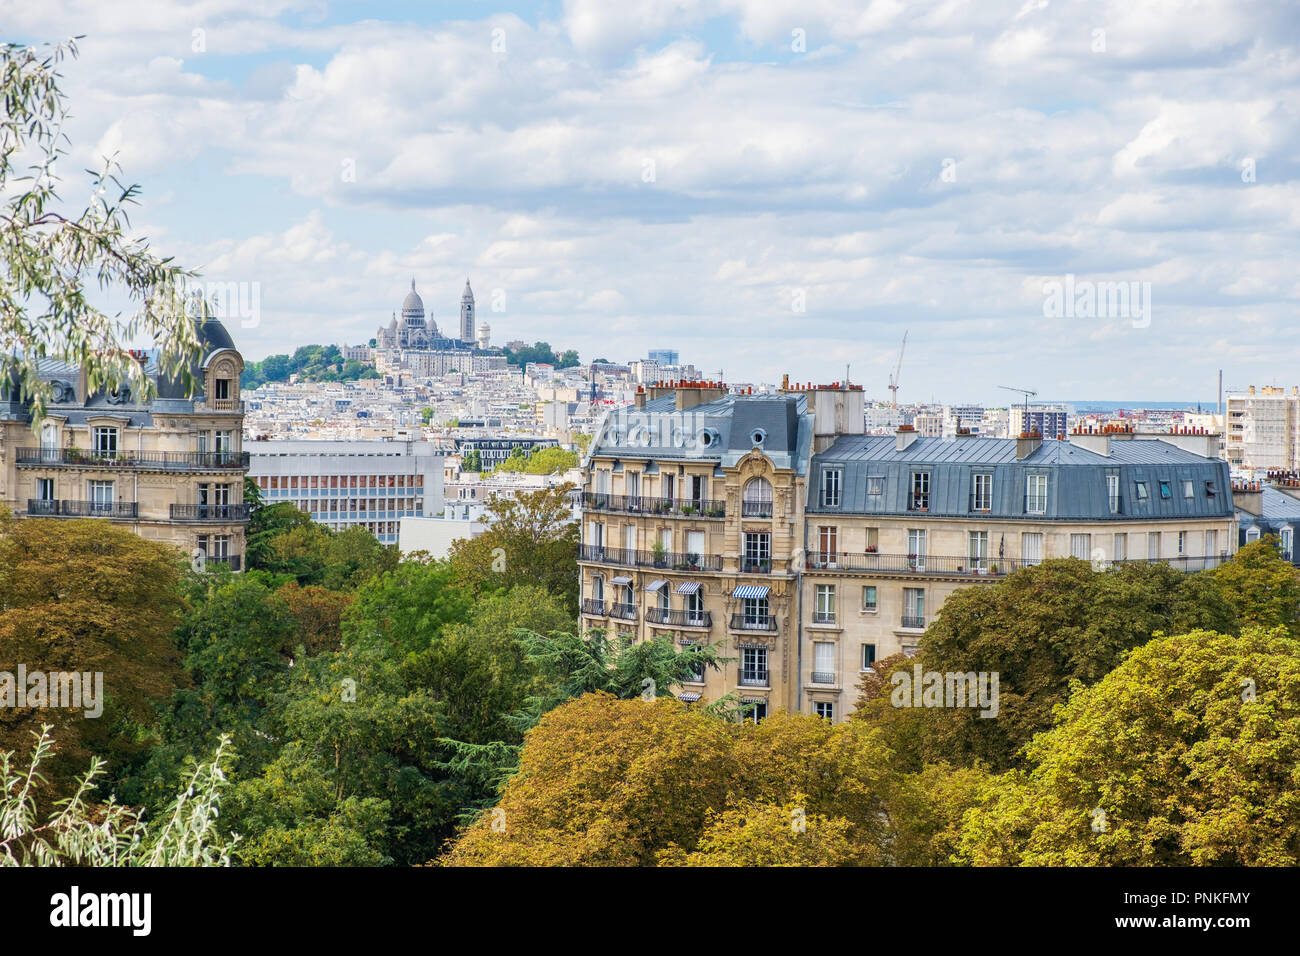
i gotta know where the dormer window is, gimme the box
[215,378,231,400]
[92,426,118,459]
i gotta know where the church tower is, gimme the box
[459,278,475,345]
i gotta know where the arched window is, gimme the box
[743,477,773,517]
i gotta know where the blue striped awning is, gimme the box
[733,585,770,599]
[675,581,701,595]
[644,579,667,592]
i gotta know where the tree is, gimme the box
[0,517,185,793]
[857,558,1239,771]
[956,628,1300,866]
[657,796,871,866]
[1211,536,1300,633]
[493,446,579,475]
[0,727,238,866]
[343,560,474,657]
[1,39,201,423]
[447,484,579,611]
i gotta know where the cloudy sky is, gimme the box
[7,0,1299,404]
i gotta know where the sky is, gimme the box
[5,0,1299,405]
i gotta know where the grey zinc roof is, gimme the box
[808,436,1234,521]
[1238,487,1300,533]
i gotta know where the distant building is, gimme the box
[456,436,559,471]
[648,349,679,366]
[1226,386,1300,472]
[1017,404,1069,439]
[398,516,487,559]
[248,439,444,545]
[373,279,504,377]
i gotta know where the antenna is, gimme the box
[888,331,908,408]
[998,384,1039,435]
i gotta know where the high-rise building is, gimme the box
[648,349,679,366]
[1225,386,1300,472]
[0,316,251,570]
[578,381,1235,723]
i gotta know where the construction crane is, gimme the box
[998,384,1038,436]
[887,331,908,408]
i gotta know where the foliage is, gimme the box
[657,795,871,866]
[241,344,379,389]
[501,341,580,369]
[492,445,579,474]
[1,38,201,424]
[0,726,237,866]
[1211,536,1300,634]
[956,628,1300,866]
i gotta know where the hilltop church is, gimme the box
[372,279,505,376]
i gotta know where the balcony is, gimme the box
[170,503,251,522]
[202,554,242,572]
[609,602,637,621]
[812,611,836,625]
[645,607,712,628]
[28,499,138,518]
[810,671,836,685]
[741,558,772,574]
[741,500,773,518]
[805,552,1020,577]
[15,448,249,473]
[739,668,769,687]
[580,492,725,519]
[900,615,926,630]
[578,544,723,572]
[581,598,607,617]
[730,613,776,632]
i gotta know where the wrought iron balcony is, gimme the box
[581,598,607,617]
[608,602,637,621]
[805,552,1020,576]
[578,544,723,572]
[900,615,926,629]
[580,492,725,519]
[812,611,836,624]
[645,607,712,628]
[741,558,772,574]
[741,500,773,518]
[730,613,775,632]
[170,503,251,522]
[39,499,140,518]
[739,668,769,687]
[15,447,249,472]
[810,671,836,684]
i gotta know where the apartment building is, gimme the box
[1225,385,1300,471]
[0,316,250,569]
[248,439,443,544]
[579,382,1237,724]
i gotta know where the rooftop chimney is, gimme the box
[896,424,918,451]
[1233,480,1263,516]
[1016,431,1042,459]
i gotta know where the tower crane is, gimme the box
[888,331,908,408]
[998,384,1038,436]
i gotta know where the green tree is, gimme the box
[1,39,200,423]
[1211,536,1300,633]
[956,628,1300,866]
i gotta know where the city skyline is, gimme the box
[8,1,1299,405]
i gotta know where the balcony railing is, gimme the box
[805,552,1021,576]
[741,558,772,574]
[811,671,836,685]
[812,611,836,624]
[578,544,723,572]
[609,602,637,621]
[15,448,249,472]
[900,615,926,629]
[741,500,773,518]
[1111,555,1230,572]
[581,598,607,617]
[645,607,712,628]
[170,503,252,522]
[730,613,775,632]
[739,668,769,687]
[34,499,140,518]
[580,492,725,519]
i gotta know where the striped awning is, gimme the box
[611,575,633,585]
[644,579,667,592]
[678,692,702,703]
[740,695,767,704]
[733,585,770,599]
[675,581,701,595]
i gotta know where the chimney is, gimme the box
[673,380,727,411]
[1016,430,1042,459]
[1233,480,1263,517]
[896,424,918,451]
[1156,427,1221,460]
[1066,427,1110,456]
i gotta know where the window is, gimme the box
[1070,533,1092,560]
[89,480,114,509]
[685,589,705,624]
[1206,529,1220,560]
[1279,528,1293,561]
[971,473,993,511]
[862,585,877,612]
[814,701,834,721]
[1245,527,1261,543]
[744,700,768,724]
[214,377,230,400]
[861,643,877,669]
[867,476,885,496]
[741,647,769,685]
[814,585,836,624]
[40,423,57,456]
[684,651,705,684]
[1135,481,1149,500]
[864,527,879,553]
[743,477,773,517]
[623,524,636,554]
[1113,533,1127,561]
[626,471,641,498]
[910,471,931,511]
[903,588,925,628]
[1178,531,1187,555]
[907,529,927,570]
[968,531,989,571]
[742,596,770,627]
[743,532,771,572]
[686,530,705,560]
[1026,474,1047,513]
[1206,481,1217,497]
[818,526,838,562]
[1148,531,1161,559]
[591,575,604,602]
[1183,480,1194,499]
[36,478,54,502]
[821,468,841,507]
[92,426,118,458]
[1107,474,1120,513]
[1022,532,1043,566]
[1159,480,1172,500]
[812,642,835,683]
